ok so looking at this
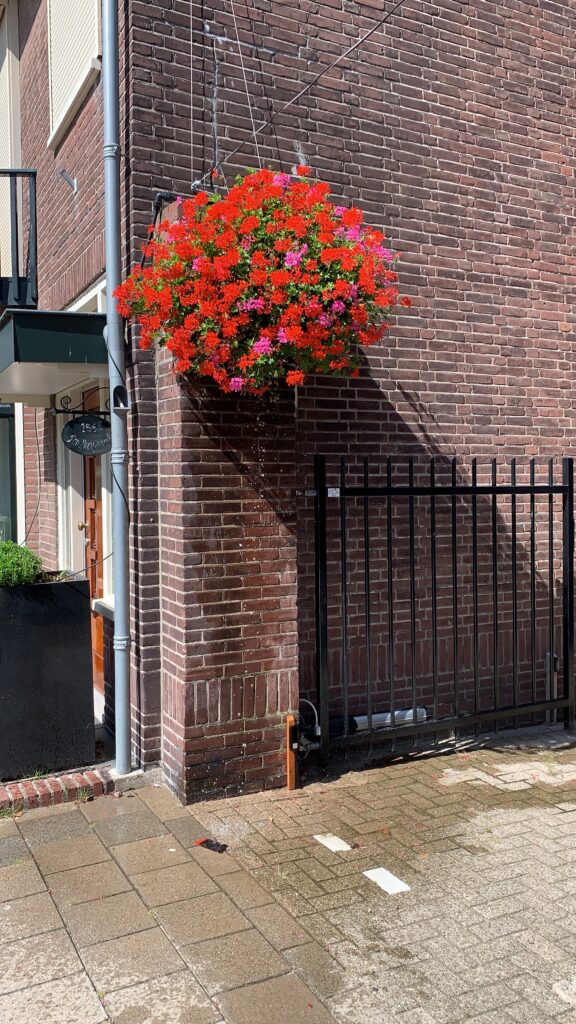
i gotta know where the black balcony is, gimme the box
[0,169,38,310]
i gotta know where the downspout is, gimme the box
[102,0,131,775]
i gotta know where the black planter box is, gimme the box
[0,578,95,780]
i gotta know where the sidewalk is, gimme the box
[3,726,576,1022]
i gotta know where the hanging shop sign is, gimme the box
[61,414,112,456]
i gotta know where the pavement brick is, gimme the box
[0,890,61,944]
[0,860,46,900]
[131,861,218,907]
[61,890,155,946]
[111,834,190,874]
[94,809,168,847]
[0,929,82,994]
[216,973,338,1024]
[19,810,92,848]
[80,927,185,992]
[217,869,274,909]
[102,971,221,1023]
[33,833,110,874]
[181,927,288,994]
[47,860,131,908]
[245,903,311,950]
[155,892,250,946]
[0,973,107,1024]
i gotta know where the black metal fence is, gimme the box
[314,454,575,765]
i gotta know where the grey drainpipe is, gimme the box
[102,0,131,775]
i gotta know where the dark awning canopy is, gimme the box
[0,309,108,406]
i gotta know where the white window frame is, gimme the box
[46,0,101,151]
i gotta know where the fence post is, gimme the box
[314,455,330,766]
[563,458,575,731]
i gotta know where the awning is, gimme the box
[0,309,108,406]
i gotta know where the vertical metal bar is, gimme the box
[314,456,330,766]
[28,173,38,304]
[472,459,480,721]
[9,174,19,303]
[363,458,372,736]
[409,458,417,744]
[492,460,499,715]
[530,459,536,707]
[452,458,459,719]
[511,460,519,722]
[431,458,439,724]
[340,457,349,746]
[548,459,556,723]
[387,457,396,742]
[563,458,575,731]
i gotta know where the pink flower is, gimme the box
[318,313,333,328]
[229,377,244,391]
[284,243,308,269]
[253,335,272,356]
[192,257,202,271]
[332,300,345,314]
[176,196,183,205]
[346,226,362,242]
[273,173,292,188]
[277,328,290,344]
[239,297,265,312]
[374,245,393,262]
[334,206,346,217]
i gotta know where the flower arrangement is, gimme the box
[115,166,410,394]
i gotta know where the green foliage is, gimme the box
[0,542,43,586]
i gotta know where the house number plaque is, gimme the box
[61,414,112,456]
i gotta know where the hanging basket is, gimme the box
[115,167,411,395]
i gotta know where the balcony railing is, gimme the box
[0,169,38,309]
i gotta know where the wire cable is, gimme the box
[193,0,410,187]
[230,0,263,168]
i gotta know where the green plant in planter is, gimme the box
[0,542,43,586]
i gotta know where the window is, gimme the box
[47,0,101,150]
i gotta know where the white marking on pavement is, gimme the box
[363,867,410,894]
[313,833,352,852]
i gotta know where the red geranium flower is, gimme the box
[114,168,409,394]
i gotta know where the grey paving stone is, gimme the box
[217,869,274,909]
[102,971,220,1023]
[0,860,46,901]
[94,809,168,847]
[47,860,131,908]
[216,973,338,1024]
[111,834,190,875]
[134,785,186,821]
[33,833,110,874]
[0,890,61,943]
[156,892,250,946]
[131,861,218,907]
[0,929,82,994]
[19,810,92,848]
[246,903,311,950]
[166,814,210,847]
[181,927,288,994]
[0,836,30,867]
[0,972,107,1024]
[60,890,156,946]
[81,927,185,992]
[285,941,345,999]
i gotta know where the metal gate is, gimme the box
[313,454,575,765]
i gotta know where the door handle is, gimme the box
[77,521,88,531]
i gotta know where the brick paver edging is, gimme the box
[0,767,115,811]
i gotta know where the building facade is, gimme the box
[0,0,575,800]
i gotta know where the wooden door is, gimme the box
[83,391,105,694]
